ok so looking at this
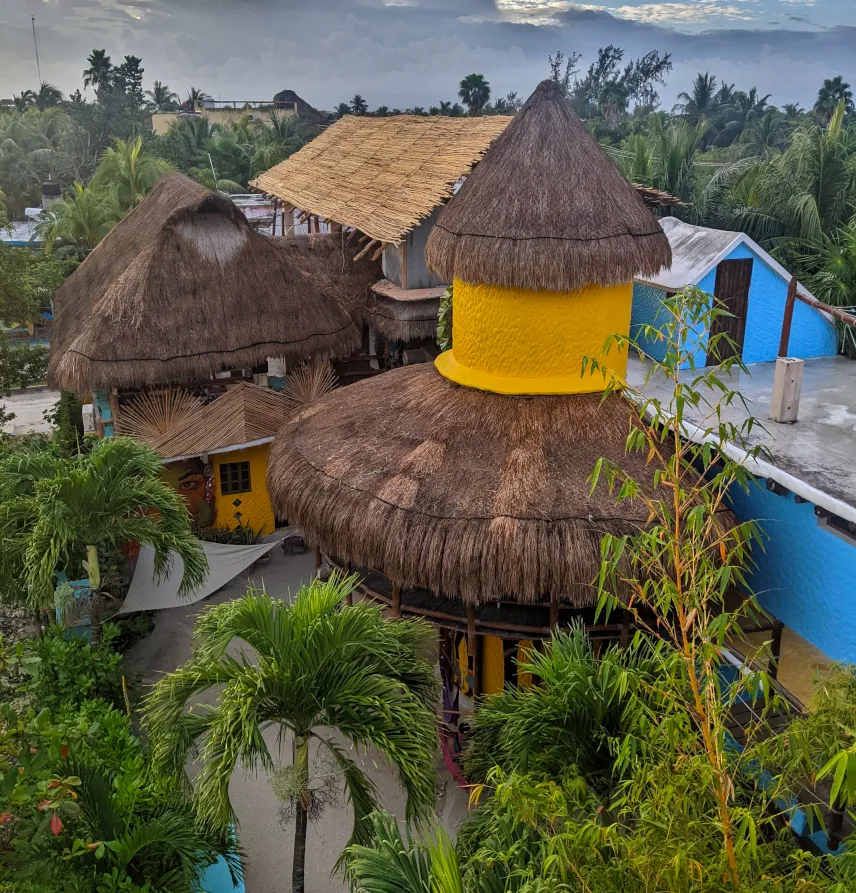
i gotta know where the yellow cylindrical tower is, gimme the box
[435,277,633,395]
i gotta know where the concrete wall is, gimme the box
[729,478,856,663]
[381,207,448,289]
[213,443,275,534]
[631,244,838,367]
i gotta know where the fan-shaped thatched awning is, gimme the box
[49,174,366,394]
[268,363,664,606]
[151,382,289,461]
[425,80,672,293]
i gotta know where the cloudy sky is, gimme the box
[1,0,854,111]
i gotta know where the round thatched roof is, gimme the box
[268,363,671,607]
[424,80,672,293]
[49,173,370,394]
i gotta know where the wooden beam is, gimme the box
[353,239,379,262]
[549,592,559,630]
[108,389,120,433]
[391,584,401,618]
[466,603,482,699]
[358,233,373,245]
[371,242,387,262]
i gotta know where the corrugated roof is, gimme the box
[150,382,289,461]
[639,217,741,290]
[250,114,513,245]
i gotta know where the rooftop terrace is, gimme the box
[627,354,856,520]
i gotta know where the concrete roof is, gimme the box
[636,218,815,300]
[628,354,856,523]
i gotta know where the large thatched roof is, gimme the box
[49,174,364,394]
[424,80,672,293]
[250,115,513,245]
[268,364,673,606]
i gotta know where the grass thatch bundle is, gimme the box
[49,174,365,394]
[251,115,512,245]
[268,363,688,606]
[363,280,444,342]
[424,80,672,294]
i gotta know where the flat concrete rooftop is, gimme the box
[627,354,856,514]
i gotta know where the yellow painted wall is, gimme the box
[213,444,276,534]
[435,277,633,395]
[481,636,506,695]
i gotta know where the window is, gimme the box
[220,461,251,495]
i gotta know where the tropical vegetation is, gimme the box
[143,575,439,893]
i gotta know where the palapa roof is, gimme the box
[424,79,672,293]
[49,173,362,394]
[268,364,675,606]
[151,382,288,462]
[250,114,512,245]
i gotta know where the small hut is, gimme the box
[49,173,376,531]
[151,383,289,534]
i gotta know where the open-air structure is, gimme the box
[266,80,734,708]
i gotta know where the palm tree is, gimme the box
[145,80,179,112]
[814,76,854,124]
[92,136,171,211]
[409,106,426,116]
[33,82,63,111]
[12,90,35,111]
[345,811,465,893]
[144,576,438,893]
[438,100,454,116]
[0,437,207,641]
[350,94,369,115]
[335,102,352,118]
[373,105,390,117]
[674,72,718,124]
[738,109,790,158]
[717,87,771,146]
[458,73,491,116]
[82,49,114,92]
[651,118,708,206]
[185,86,208,109]
[35,182,119,255]
[598,83,629,126]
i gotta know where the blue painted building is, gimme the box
[730,477,856,665]
[631,218,838,366]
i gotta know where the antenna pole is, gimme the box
[32,16,42,84]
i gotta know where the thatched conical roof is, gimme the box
[424,79,671,293]
[268,364,671,606]
[49,173,363,394]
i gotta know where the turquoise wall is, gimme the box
[729,478,856,663]
[630,243,838,367]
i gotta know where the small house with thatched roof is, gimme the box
[266,80,766,718]
[150,382,290,534]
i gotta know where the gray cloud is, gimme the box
[0,0,853,110]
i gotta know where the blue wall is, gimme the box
[631,242,838,367]
[729,479,856,663]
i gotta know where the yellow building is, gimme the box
[265,79,674,702]
[151,383,288,535]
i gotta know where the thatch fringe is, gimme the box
[49,174,364,394]
[363,288,441,342]
[267,364,694,606]
[424,80,672,293]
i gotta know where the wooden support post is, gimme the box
[282,205,295,236]
[620,610,631,649]
[466,603,481,699]
[769,620,784,680]
[778,275,797,358]
[345,561,353,606]
[549,592,559,631]
[391,584,401,618]
[314,546,321,572]
[827,798,846,851]
[400,240,408,290]
[769,357,804,424]
[108,389,120,433]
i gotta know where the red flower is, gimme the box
[0,813,14,826]
[61,745,69,759]
[37,799,52,811]
[50,814,63,836]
